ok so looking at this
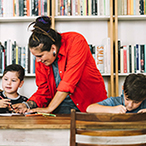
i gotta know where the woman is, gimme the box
[13,16,107,114]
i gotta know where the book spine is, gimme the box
[18,47,21,65]
[131,0,134,15]
[95,45,104,74]
[120,47,124,73]
[139,0,144,15]
[134,45,137,73]
[136,44,140,73]
[131,45,135,73]
[140,44,144,73]
[129,45,132,73]
[123,46,127,73]
[16,45,18,64]
[118,40,121,73]
[0,44,2,73]
[23,0,27,16]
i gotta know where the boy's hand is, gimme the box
[0,99,11,108]
[137,109,146,113]
[112,105,127,113]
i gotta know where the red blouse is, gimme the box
[28,32,107,112]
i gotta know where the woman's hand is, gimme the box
[0,99,11,108]
[27,107,51,114]
[12,103,28,114]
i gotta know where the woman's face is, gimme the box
[30,44,57,66]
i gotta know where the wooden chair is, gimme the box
[70,109,146,146]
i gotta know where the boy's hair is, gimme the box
[3,64,25,81]
[123,73,146,102]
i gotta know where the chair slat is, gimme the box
[76,129,146,136]
[77,143,146,146]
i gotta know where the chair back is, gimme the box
[70,109,146,146]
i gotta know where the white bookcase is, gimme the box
[114,1,146,96]
[0,1,114,98]
[0,17,38,98]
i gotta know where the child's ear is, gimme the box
[19,80,24,88]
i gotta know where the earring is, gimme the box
[53,51,56,57]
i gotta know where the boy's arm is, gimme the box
[86,103,127,114]
[137,109,146,113]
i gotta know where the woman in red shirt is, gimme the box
[13,16,107,114]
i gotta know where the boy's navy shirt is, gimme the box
[97,92,146,113]
[0,91,28,113]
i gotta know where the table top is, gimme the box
[0,114,71,129]
[1,113,146,130]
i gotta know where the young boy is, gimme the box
[86,73,146,114]
[0,64,28,113]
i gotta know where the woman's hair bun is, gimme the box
[35,16,51,31]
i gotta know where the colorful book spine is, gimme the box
[123,45,127,73]
[95,45,104,74]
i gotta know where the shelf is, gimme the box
[0,73,35,77]
[55,16,110,21]
[118,73,146,76]
[0,16,38,23]
[117,15,146,21]
[101,73,111,76]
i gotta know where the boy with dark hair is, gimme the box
[86,73,146,113]
[0,64,28,113]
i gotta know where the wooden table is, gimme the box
[0,115,71,146]
[0,114,146,146]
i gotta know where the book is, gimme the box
[140,44,144,73]
[102,37,111,74]
[136,44,140,73]
[120,46,124,73]
[0,43,3,73]
[131,44,135,73]
[118,40,121,73]
[123,45,127,73]
[128,45,131,73]
[95,45,104,74]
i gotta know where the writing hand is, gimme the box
[112,105,127,114]
[0,99,11,108]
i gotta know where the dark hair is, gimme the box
[123,73,146,102]
[3,64,25,81]
[28,16,62,53]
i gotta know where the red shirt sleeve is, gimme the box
[28,62,56,107]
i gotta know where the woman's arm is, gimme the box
[28,91,68,113]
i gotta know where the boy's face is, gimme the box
[124,93,143,111]
[2,71,23,95]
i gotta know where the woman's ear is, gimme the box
[51,44,57,52]
[51,44,57,57]
[19,80,24,88]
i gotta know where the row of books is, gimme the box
[89,38,111,74]
[0,0,51,17]
[118,0,146,15]
[56,0,110,16]
[118,41,146,74]
[0,40,35,74]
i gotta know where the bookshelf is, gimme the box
[0,0,114,98]
[54,0,114,97]
[114,0,146,96]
